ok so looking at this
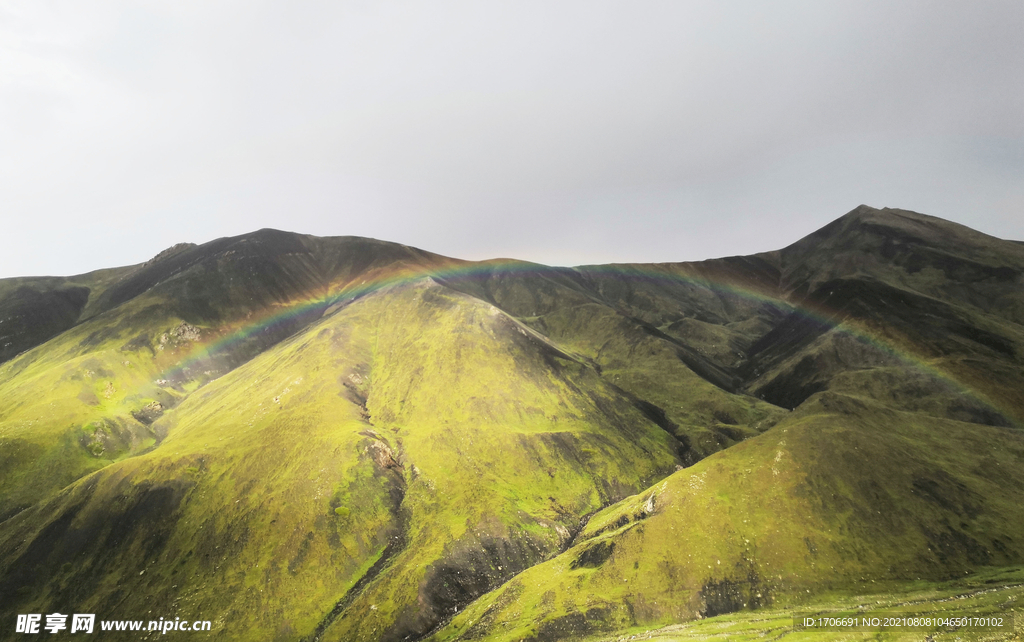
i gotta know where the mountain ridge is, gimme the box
[1,205,1022,641]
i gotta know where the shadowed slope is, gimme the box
[740,207,1024,422]
[0,266,136,364]
[514,206,1024,426]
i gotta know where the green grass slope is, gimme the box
[431,391,1024,641]
[583,565,1024,641]
[0,231,463,521]
[0,295,198,520]
[302,280,682,641]
[0,279,682,641]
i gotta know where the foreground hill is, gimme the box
[0,206,1022,641]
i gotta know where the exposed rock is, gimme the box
[367,441,401,470]
[172,322,201,342]
[131,401,165,425]
[144,242,196,266]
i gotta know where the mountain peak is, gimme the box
[778,205,1024,288]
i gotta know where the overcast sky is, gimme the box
[1,1,1022,277]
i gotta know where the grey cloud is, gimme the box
[0,0,1021,276]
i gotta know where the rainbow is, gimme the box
[157,257,1016,426]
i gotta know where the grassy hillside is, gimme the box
[1,208,1022,642]
[0,231,460,521]
[0,279,682,641]
[430,392,1024,641]
[582,565,1024,641]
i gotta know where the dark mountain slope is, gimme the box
[438,206,1023,434]
[0,285,89,363]
[738,207,1024,422]
[0,267,136,364]
[775,205,1024,308]
[461,207,1024,426]
[89,229,455,324]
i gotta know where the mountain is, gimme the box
[0,206,1022,641]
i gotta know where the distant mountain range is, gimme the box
[1,205,1022,641]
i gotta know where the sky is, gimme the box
[1,1,1022,278]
